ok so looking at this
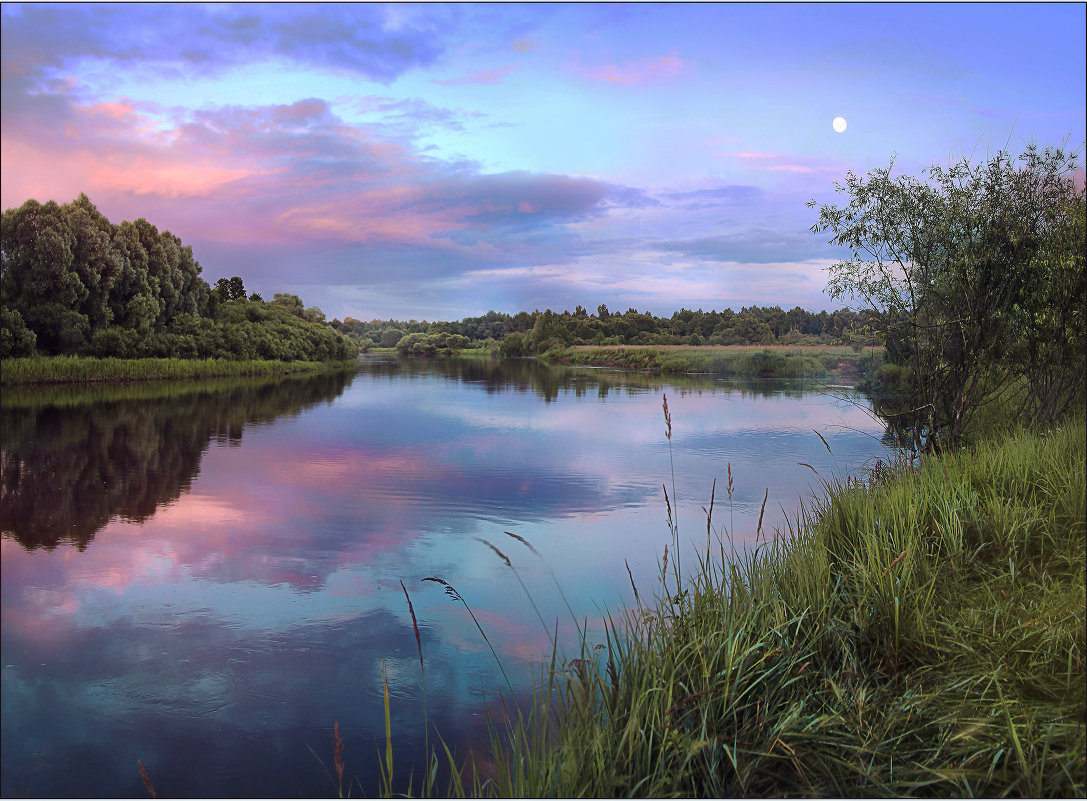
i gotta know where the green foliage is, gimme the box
[0,307,36,357]
[394,331,471,355]
[422,420,1085,797]
[331,305,872,358]
[811,144,1087,449]
[500,331,527,357]
[1,195,352,363]
[1,355,359,386]
[556,345,843,379]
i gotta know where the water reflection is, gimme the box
[1,371,356,550]
[1,359,889,798]
[359,353,826,402]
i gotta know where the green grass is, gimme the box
[0,355,360,385]
[548,345,879,383]
[383,417,1085,797]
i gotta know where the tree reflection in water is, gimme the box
[0,369,357,551]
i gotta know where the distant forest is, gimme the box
[332,303,877,357]
[1,195,353,361]
[2,194,872,362]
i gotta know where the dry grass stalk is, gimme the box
[625,558,640,604]
[475,537,512,567]
[333,721,345,793]
[881,549,908,578]
[505,531,540,556]
[137,759,156,799]
[756,488,768,538]
[400,580,424,676]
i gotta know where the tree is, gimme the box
[810,144,1086,450]
[0,307,36,357]
[227,276,246,301]
[272,293,305,316]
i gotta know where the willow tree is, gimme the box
[810,144,1085,450]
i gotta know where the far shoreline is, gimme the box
[0,355,361,386]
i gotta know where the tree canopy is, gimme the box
[810,143,1086,449]
[1,195,352,362]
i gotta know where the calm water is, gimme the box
[1,358,889,798]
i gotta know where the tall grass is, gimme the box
[383,416,1085,797]
[1,355,359,385]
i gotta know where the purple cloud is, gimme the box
[1,4,454,84]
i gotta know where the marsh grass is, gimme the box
[553,345,874,381]
[505,420,1083,796]
[379,416,1084,797]
[1,355,359,385]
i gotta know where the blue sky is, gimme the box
[2,3,1084,321]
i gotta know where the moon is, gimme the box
[832,116,848,133]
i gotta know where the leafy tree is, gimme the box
[811,144,1086,449]
[273,293,305,316]
[228,276,246,302]
[380,328,404,347]
[1,199,84,331]
[111,220,159,332]
[500,331,527,357]
[1,307,36,357]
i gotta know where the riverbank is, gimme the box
[400,418,1085,797]
[0,355,360,385]
[363,344,880,385]
[546,344,880,385]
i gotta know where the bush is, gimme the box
[500,332,527,357]
[1,307,37,357]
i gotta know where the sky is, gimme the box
[2,3,1084,322]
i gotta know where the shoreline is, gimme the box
[0,355,361,386]
[546,344,878,386]
[413,418,1085,797]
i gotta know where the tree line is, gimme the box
[1,194,353,361]
[331,303,879,356]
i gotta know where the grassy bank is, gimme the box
[0,355,360,385]
[548,344,881,384]
[389,418,1084,797]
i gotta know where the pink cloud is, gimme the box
[582,55,685,85]
[431,65,516,85]
[729,151,844,176]
[2,89,619,259]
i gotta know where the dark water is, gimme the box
[1,358,889,798]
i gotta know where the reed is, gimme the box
[137,759,156,799]
[422,577,517,701]
[0,355,359,385]
[431,419,1084,795]
[505,531,583,642]
[375,410,1083,797]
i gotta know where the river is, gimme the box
[1,356,890,797]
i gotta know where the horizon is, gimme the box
[2,2,1084,322]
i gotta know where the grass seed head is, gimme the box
[137,759,156,799]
